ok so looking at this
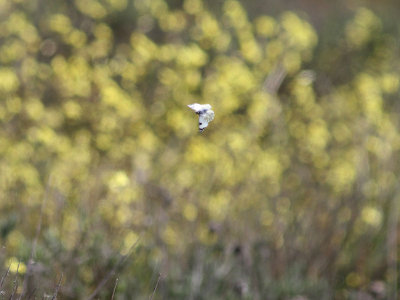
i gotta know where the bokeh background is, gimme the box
[0,0,400,299]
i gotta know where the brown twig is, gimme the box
[50,273,63,300]
[85,236,141,300]
[110,277,118,300]
[26,287,36,300]
[149,273,162,300]
[9,262,20,300]
[21,178,51,299]
[0,264,11,290]
[262,64,287,94]
[387,192,399,299]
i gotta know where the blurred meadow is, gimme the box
[0,0,400,299]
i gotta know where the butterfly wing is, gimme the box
[188,103,212,113]
[198,114,209,132]
[204,109,214,122]
[188,104,214,132]
[188,103,202,112]
[198,110,214,132]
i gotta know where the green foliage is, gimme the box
[0,0,399,298]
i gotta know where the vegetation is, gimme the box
[0,0,399,298]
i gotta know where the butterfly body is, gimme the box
[187,103,214,132]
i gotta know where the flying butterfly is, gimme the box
[187,103,215,132]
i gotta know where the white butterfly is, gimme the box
[187,103,215,132]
